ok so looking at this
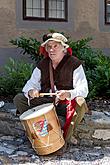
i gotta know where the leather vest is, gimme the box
[37,54,81,92]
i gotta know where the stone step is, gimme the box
[0,103,110,147]
[76,111,110,146]
[0,103,24,137]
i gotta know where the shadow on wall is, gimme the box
[102,48,110,57]
[0,44,110,73]
[0,48,34,72]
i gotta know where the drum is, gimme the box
[20,103,65,155]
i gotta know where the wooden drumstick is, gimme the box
[39,93,57,96]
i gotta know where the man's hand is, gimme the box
[28,89,39,98]
[56,90,71,100]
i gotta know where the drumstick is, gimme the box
[39,92,57,96]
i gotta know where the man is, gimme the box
[14,32,88,153]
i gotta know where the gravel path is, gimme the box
[0,134,110,165]
[0,99,110,164]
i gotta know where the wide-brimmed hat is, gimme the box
[41,33,69,48]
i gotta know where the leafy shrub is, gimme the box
[90,53,110,98]
[0,58,34,97]
[10,36,42,62]
[69,38,110,98]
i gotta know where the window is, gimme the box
[105,0,110,24]
[23,0,68,21]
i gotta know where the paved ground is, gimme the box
[0,102,110,165]
[0,134,110,165]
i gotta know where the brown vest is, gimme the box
[37,54,82,92]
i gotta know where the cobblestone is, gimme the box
[0,134,110,164]
[0,103,110,164]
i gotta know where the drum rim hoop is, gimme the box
[20,103,54,120]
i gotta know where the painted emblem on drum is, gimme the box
[33,119,48,136]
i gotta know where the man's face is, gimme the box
[46,41,65,61]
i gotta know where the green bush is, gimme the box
[10,35,110,99]
[69,38,110,98]
[0,58,34,97]
[91,53,110,98]
[10,36,42,62]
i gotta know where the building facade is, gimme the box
[0,0,110,67]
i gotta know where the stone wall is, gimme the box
[0,0,110,66]
[76,111,110,147]
[0,0,109,48]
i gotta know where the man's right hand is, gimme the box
[28,89,39,98]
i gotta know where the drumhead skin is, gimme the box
[20,103,54,120]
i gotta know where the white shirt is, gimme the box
[22,64,88,100]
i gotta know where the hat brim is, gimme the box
[41,38,69,49]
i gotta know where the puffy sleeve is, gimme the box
[69,65,89,100]
[22,67,41,99]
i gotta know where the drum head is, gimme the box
[20,103,54,120]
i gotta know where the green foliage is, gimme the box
[0,58,34,96]
[10,34,110,99]
[90,53,110,98]
[69,38,110,98]
[10,36,43,62]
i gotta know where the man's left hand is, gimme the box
[56,90,71,100]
